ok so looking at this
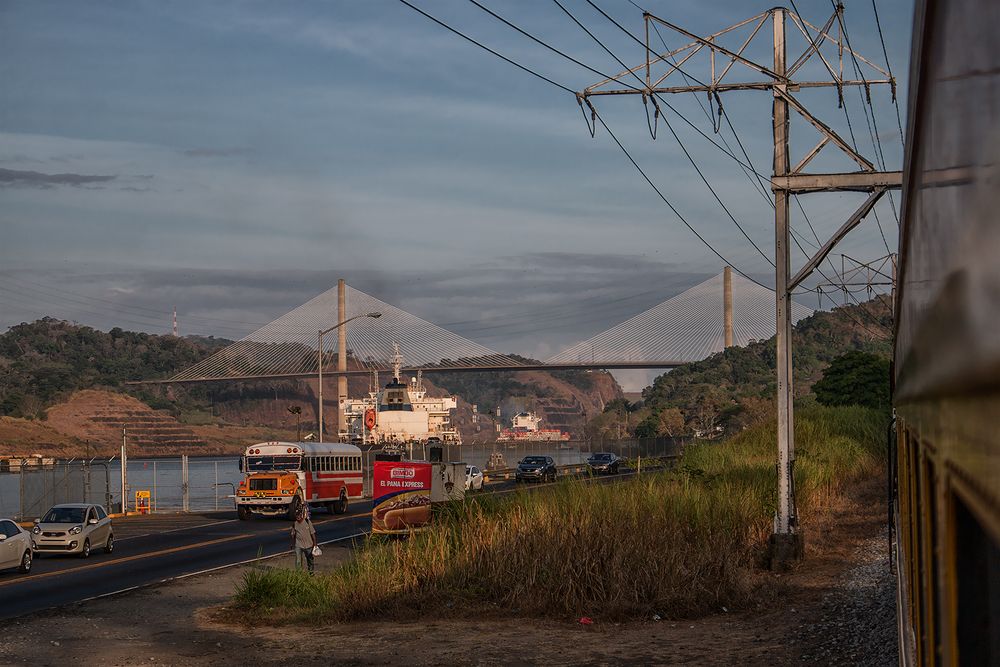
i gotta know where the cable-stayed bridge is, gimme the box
[154,271,812,384]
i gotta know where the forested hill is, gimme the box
[617,297,893,438]
[0,318,229,417]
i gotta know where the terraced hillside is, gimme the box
[45,390,207,454]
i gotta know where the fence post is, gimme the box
[153,461,158,512]
[181,455,189,512]
[214,461,219,511]
[19,460,25,522]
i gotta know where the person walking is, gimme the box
[291,509,317,574]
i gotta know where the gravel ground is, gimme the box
[796,530,899,665]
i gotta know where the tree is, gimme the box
[634,415,659,438]
[813,351,890,409]
[735,395,773,428]
[656,407,686,437]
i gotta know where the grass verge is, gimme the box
[233,405,887,623]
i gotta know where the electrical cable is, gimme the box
[551,0,775,267]
[395,0,771,289]
[871,0,906,144]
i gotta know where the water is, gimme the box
[0,457,241,518]
[0,439,682,518]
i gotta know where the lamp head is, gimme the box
[367,312,382,318]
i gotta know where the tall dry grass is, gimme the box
[233,405,887,622]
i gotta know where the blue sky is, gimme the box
[0,0,913,387]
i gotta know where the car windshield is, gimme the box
[246,455,301,472]
[591,453,613,461]
[522,457,546,464]
[43,507,86,523]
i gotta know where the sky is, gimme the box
[0,0,913,389]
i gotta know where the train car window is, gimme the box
[954,495,1000,665]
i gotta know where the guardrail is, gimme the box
[482,454,681,482]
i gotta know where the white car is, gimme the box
[465,465,484,491]
[0,518,34,573]
[32,503,114,558]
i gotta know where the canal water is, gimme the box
[0,439,681,519]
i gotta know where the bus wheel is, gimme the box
[237,505,250,521]
[334,492,348,515]
[325,501,337,515]
[287,496,302,520]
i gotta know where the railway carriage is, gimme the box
[893,0,1000,663]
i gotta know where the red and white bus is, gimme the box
[235,441,364,520]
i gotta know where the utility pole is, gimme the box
[120,425,128,514]
[337,279,348,438]
[578,5,901,569]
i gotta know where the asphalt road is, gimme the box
[0,468,650,620]
[0,505,372,621]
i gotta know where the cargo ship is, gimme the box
[341,344,461,445]
[497,411,570,442]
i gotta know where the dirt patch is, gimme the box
[2,389,299,458]
[0,416,85,458]
[0,476,892,666]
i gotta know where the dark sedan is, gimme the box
[586,452,622,475]
[515,456,556,483]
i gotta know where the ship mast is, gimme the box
[391,342,403,381]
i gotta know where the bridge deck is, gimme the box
[129,361,686,385]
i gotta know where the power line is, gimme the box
[394,0,771,289]
[464,0,775,267]
[786,0,896,259]
[395,0,574,94]
[551,0,775,267]
[870,0,906,142]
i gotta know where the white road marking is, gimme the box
[115,518,240,541]
[74,531,369,605]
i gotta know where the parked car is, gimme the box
[0,518,33,573]
[32,503,114,558]
[466,465,484,491]
[586,452,622,475]
[515,456,557,483]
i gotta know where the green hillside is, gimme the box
[0,318,229,418]
[605,297,892,438]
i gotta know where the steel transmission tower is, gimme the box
[579,5,901,568]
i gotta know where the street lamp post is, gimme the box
[318,312,381,442]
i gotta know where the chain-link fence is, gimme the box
[359,437,687,496]
[0,457,241,520]
[0,439,686,519]
[400,437,686,470]
[0,460,113,522]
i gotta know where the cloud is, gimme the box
[182,147,252,158]
[0,167,116,188]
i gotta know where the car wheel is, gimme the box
[105,532,114,554]
[19,549,31,573]
[80,538,91,558]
